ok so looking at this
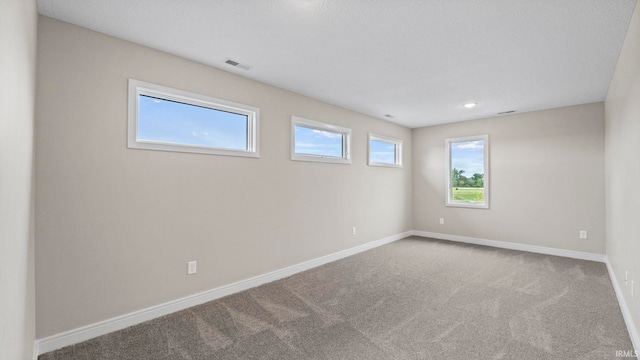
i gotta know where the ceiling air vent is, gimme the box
[224,58,252,71]
[497,110,516,115]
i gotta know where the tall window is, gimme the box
[368,133,402,168]
[291,116,351,164]
[128,79,259,157]
[446,135,489,208]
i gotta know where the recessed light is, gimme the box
[463,102,477,109]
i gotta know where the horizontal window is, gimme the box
[445,135,489,209]
[128,79,259,157]
[291,116,351,164]
[368,133,402,168]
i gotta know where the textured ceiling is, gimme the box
[37,0,637,128]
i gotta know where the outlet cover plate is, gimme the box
[187,260,197,275]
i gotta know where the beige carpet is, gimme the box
[39,236,633,359]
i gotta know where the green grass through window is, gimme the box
[452,187,484,202]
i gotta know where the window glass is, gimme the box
[128,79,259,157]
[370,140,395,164]
[138,95,248,150]
[446,135,489,208]
[293,125,344,158]
[291,116,351,164]
[368,134,402,167]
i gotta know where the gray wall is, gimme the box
[35,16,413,338]
[0,0,37,359]
[413,103,606,254]
[605,1,640,345]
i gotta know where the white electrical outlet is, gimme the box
[579,230,588,239]
[187,260,197,275]
[352,227,356,236]
[439,218,444,225]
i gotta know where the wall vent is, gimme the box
[224,58,252,71]
[497,110,516,115]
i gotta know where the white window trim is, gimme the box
[291,116,352,164]
[368,133,403,168]
[128,79,260,157]
[445,134,490,209]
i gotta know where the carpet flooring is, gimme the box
[39,236,634,359]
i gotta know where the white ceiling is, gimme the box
[37,0,637,128]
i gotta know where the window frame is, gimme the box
[128,79,260,157]
[445,134,490,209]
[291,116,352,164]
[368,133,403,168]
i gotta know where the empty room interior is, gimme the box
[3,0,640,359]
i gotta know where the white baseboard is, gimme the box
[36,230,412,355]
[605,257,640,353]
[413,231,606,262]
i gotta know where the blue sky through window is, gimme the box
[370,140,396,164]
[294,125,343,157]
[451,140,484,175]
[138,95,248,150]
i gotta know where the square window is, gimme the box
[291,116,351,164]
[128,79,259,157]
[368,133,402,168]
[446,135,489,208]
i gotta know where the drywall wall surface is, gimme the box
[605,0,640,348]
[35,16,412,337]
[0,0,37,359]
[413,102,605,254]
